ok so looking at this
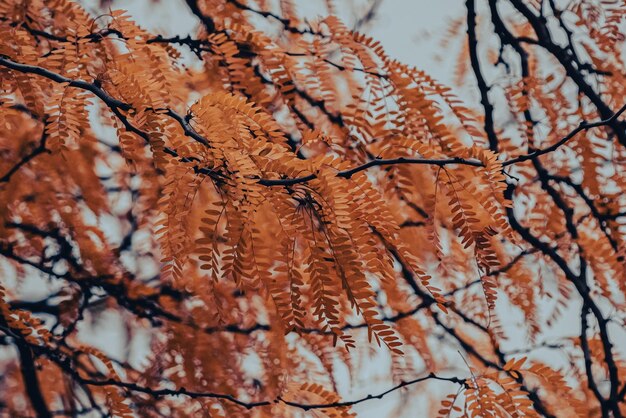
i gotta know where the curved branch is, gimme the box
[277,373,465,410]
[78,370,464,411]
[0,320,51,418]
[503,102,626,166]
[466,0,498,152]
[0,119,49,183]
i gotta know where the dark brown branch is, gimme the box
[503,102,626,166]
[184,0,216,33]
[0,120,50,183]
[466,0,498,152]
[580,303,608,417]
[225,0,319,35]
[352,0,383,31]
[548,174,619,250]
[72,359,463,411]
[258,157,483,186]
[277,373,465,410]
[0,56,209,148]
[0,56,128,110]
[0,319,51,418]
[506,0,626,147]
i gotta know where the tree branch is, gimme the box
[0,318,51,418]
[466,0,498,152]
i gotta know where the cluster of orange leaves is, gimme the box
[0,0,626,417]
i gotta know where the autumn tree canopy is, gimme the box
[1,0,626,416]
